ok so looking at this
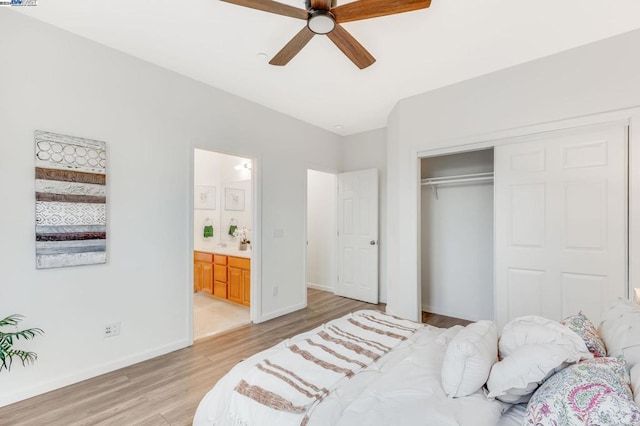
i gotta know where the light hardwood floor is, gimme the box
[0,289,468,426]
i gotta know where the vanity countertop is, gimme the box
[196,246,251,259]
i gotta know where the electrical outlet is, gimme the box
[273,286,278,296]
[103,321,121,338]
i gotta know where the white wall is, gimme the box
[420,150,494,321]
[342,128,388,302]
[306,170,337,292]
[0,10,341,407]
[386,28,640,320]
[421,184,494,320]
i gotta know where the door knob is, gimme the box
[370,240,377,245]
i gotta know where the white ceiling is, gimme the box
[15,0,640,135]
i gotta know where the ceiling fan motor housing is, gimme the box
[307,10,336,34]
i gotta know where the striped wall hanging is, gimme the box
[34,131,107,269]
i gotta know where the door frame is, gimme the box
[187,147,261,344]
[415,107,640,321]
[303,165,339,308]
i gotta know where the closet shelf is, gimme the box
[421,172,494,186]
[421,172,494,199]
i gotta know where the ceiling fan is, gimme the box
[220,0,432,69]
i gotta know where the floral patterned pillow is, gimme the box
[562,312,607,357]
[525,357,640,425]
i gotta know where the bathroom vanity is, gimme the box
[194,248,250,307]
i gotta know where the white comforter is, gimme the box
[194,311,507,426]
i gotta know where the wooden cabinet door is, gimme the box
[241,269,250,306]
[193,262,203,292]
[201,262,213,295]
[213,281,227,299]
[194,261,213,294]
[194,252,214,294]
[228,267,242,304]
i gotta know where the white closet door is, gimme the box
[337,169,379,304]
[495,124,627,327]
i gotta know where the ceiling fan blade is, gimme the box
[269,26,316,66]
[332,0,431,23]
[310,0,332,10]
[326,24,375,69]
[220,0,308,20]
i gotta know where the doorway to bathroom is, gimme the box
[193,148,253,340]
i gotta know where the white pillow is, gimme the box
[631,364,640,406]
[486,343,589,403]
[435,324,465,346]
[599,298,640,369]
[499,315,588,358]
[441,320,498,398]
[486,315,592,403]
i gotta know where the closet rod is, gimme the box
[420,172,494,186]
[422,172,493,200]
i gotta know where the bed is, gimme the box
[194,301,640,426]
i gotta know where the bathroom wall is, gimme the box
[220,179,252,244]
[193,149,252,251]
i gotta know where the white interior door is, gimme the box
[495,124,628,327]
[337,169,379,304]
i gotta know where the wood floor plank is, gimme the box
[0,289,468,425]
[422,311,472,327]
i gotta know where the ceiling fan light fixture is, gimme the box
[307,10,336,35]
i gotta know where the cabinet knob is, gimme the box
[370,240,377,246]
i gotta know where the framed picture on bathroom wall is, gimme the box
[225,187,245,211]
[194,185,216,210]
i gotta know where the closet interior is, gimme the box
[420,148,495,322]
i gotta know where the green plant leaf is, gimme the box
[8,349,37,367]
[0,314,43,373]
[0,351,7,372]
[0,314,24,328]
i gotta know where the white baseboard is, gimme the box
[258,302,306,323]
[0,338,190,408]
[421,304,484,322]
[306,282,335,293]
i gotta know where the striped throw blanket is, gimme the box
[228,310,422,426]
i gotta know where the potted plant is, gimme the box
[0,314,44,372]
[234,227,251,251]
